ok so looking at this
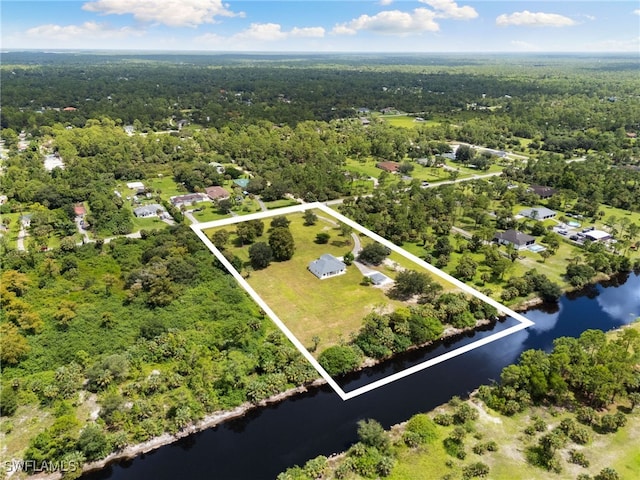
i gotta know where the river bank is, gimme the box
[75,271,639,480]
[30,379,328,480]
[295,319,640,480]
[32,272,636,480]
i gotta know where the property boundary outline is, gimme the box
[191,202,534,401]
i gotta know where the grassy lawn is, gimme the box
[131,215,170,231]
[406,164,453,183]
[345,157,384,179]
[265,199,300,210]
[145,175,186,198]
[1,212,23,249]
[381,115,441,129]
[208,211,407,354]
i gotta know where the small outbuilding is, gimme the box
[308,254,347,280]
[368,272,393,286]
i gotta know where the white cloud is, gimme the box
[496,11,576,27]
[419,0,478,20]
[290,27,326,38]
[634,9,640,16]
[378,0,394,5]
[332,8,439,35]
[197,23,325,44]
[82,0,241,28]
[26,21,142,41]
[235,23,287,41]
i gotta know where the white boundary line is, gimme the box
[191,202,534,401]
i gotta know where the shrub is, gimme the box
[404,414,437,445]
[569,449,590,468]
[594,467,620,480]
[434,413,454,426]
[453,403,479,424]
[318,345,362,376]
[462,462,489,479]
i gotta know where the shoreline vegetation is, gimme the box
[31,282,613,480]
[280,320,640,480]
[32,379,328,480]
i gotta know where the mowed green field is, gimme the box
[382,115,441,129]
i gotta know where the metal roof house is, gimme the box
[133,204,166,218]
[519,207,557,220]
[494,229,536,250]
[584,230,611,242]
[308,254,347,280]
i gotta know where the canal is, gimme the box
[85,272,640,480]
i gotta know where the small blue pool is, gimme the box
[528,244,547,252]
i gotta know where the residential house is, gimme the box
[494,229,536,250]
[170,193,208,207]
[518,207,557,220]
[205,186,231,201]
[133,204,166,218]
[308,254,347,280]
[376,161,401,173]
[584,230,611,242]
[126,181,145,190]
[529,185,557,199]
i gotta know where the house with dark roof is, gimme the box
[494,229,536,250]
[519,207,557,220]
[376,161,401,173]
[308,254,347,280]
[529,185,557,199]
[205,186,230,201]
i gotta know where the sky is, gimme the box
[2,0,640,53]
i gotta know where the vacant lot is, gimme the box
[206,211,412,353]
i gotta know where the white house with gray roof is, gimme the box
[308,254,347,280]
[518,206,557,220]
[133,204,166,218]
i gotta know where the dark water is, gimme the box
[84,273,640,480]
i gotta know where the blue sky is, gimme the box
[2,1,639,52]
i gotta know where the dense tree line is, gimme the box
[0,226,317,472]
